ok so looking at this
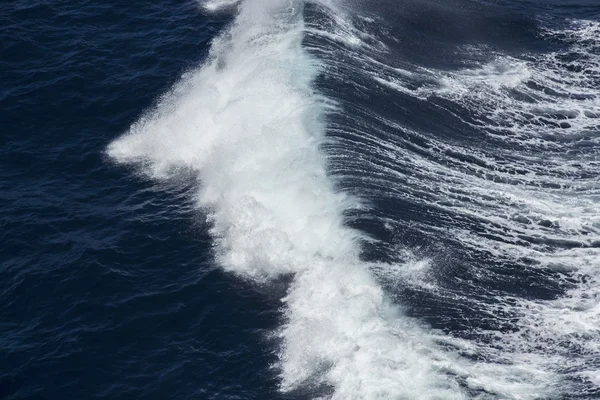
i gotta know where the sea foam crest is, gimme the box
[108,0,557,398]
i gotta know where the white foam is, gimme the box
[108,0,490,398]
[370,19,600,143]
[313,14,600,397]
[338,59,600,394]
[199,0,242,13]
[107,0,599,396]
[300,10,600,382]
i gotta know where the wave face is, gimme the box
[299,0,600,398]
[108,0,600,398]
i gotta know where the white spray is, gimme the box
[108,0,557,398]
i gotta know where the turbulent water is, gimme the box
[2,0,599,399]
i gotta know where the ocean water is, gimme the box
[2,0,599,399]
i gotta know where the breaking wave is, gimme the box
[108,0,599,398]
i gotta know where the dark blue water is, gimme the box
[2,0,599,399]
[1,2,281,398]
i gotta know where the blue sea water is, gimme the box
[2,0,600,399]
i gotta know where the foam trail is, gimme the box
[317,14,600,395]
[107,0,553,398]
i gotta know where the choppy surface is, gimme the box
[2,0,599,399]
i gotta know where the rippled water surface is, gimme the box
[2,0,599,399]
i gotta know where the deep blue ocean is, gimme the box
[2,0,599,399]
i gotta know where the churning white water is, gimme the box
[107,0,573,398]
